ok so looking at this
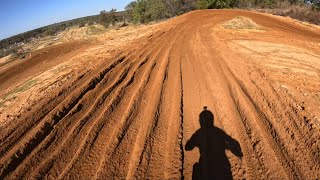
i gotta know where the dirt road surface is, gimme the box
[1,10,320,179]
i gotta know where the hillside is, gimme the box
[0,11,126,58]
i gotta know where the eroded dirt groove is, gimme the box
[1,10,320,179]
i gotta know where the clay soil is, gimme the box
[1,10,320,179]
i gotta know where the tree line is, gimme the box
[123,0,320,23]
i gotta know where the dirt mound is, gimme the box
[223,16,262,30]
[59,25,106,41]
[0,10,320,179]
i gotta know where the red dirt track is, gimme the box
[1,10,320,179]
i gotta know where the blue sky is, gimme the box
[0,0,133,40]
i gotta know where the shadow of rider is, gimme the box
[185,106,243,180]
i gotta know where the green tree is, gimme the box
[313,0,320,10]
[254,0,276,8]
[145,0,168,21]
[125,1,137,21]
[100,10,110,28]
[109,8,117,26]
[165,0,184,16]
[197,0,210,9]
[133,0,147,23]
[180,0,197,12]
[197,0,239,9]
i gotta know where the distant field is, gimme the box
[0,11,126,58]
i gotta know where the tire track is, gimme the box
[63,29,173,179]
[56,62,140,179]
[132,25,189,179]
[25,59,134,178]
[125,52,171,179]
[0,55,128,179]
[1,30,168,179]
[196,26,277,178]
[0,52,122,150]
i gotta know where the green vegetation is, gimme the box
[125,0,320,24]
[314,0,320,10]
[99,8,123,28]
[127,0,197,23]
[197,0,239,9]
[100,10,110,28]
[109,9,118,26]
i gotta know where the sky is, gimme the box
[0,0,133,40]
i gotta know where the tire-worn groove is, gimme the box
[56,61,140,179]
[72,31,170,177]
[0,52,123,149]
[179,58,185,179]
[27,61,134,179]
[0,55,126,157]
[134,54,171,178]
[235,79,303,179]
[0,55,127,178]
[124,48,173,179]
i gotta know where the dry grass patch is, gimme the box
[223,16,262,30]
[0,79,38,108]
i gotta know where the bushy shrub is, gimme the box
[197,0,239,9]
[79,22,86,28]
[88,21,94,26]
[258,5,320,25]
